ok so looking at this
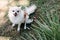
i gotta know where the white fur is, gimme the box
[8,5,37,32]
[25,4,37,15]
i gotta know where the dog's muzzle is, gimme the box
[14,13,17,17]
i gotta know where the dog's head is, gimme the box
[8,6,22,17]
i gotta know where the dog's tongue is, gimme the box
[14,13,17,17]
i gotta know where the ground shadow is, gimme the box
[0,20,32,40]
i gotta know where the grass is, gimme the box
[0,0,60,40]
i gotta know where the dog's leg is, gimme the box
[17,23,21,32]
[26,19,33,23]
[12,24,15,27]
[24,19,33,29]
[24,21,26,29]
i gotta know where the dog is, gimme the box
[8,4,37,32]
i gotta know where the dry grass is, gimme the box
[0,36,10,40]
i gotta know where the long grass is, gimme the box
[0,0,60,40]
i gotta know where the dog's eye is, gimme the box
[17,11,19,12]
[12,10,14,12]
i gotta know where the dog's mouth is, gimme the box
[14,13,17,17]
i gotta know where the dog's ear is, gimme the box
[19,6,26,10]
[8,6,13,9]
[8,6,17,10]
[19,6,22,9]
[8,6,13,11]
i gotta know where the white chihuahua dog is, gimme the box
[8,5,37,31]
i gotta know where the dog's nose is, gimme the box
[14,13,17,17]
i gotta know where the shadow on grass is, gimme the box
[0,20,32,40]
